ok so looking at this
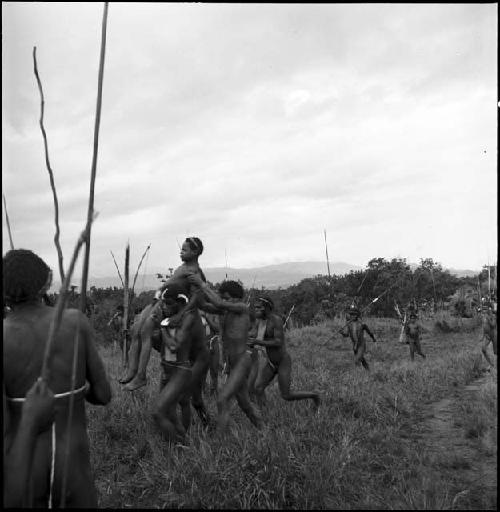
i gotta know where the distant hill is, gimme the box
[50,260,480,293]
[70,261,362,292]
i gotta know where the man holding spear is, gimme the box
[3,249,111,507]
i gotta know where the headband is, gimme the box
[187,237,201,252]
[257,297,273,308]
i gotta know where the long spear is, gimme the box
[131,244,151,294]
[33,47,65,283]
[323,229,331,279]
[284,304,295,328]
[122,242,130,368]
[80,1,109,314]
[2,194,15,250]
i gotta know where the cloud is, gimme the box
[2,3,497,276]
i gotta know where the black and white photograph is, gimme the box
[2,2,497,509]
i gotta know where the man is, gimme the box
[339,306,378,371]
[153,282,210,441]
[251,297,320,410]
[188,276,263,431]
[3,249,111,507]
[123,237,206,390]
[405,313,426,361]
[480,302,497,369]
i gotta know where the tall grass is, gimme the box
[87,317,493,509]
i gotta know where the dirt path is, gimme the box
[421,371,497,509]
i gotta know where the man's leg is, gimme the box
[209,342,220,395]
[235,385,263,429]
[254,359,277,410]
[119,326,140,383]
[216,353,252,431]
[409,342,415,361]
[154,368,192,442]
[354,343,370,371]
[481,337,494,367]
[277,353,320,407]
[247,349,259,402]
[415,339,426,359]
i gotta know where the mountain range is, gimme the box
[53,260,479,292]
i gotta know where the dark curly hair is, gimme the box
[185,237,204,255]
[3,249,52,303]
[218,280,244,299]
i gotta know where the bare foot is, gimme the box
[125,377,147,391]
[118,373,135,384]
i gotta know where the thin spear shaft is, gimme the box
[2,194,15,250]
[80,2,109,314]
[41,221,95,382]
[122,242,130,368]
[323,229,331,279]
[131,244,151,294]
[33,47,65,283]
[110,250,125,287]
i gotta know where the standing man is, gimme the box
[339,306,378,371]
[3,249,111,507]
[405,313,426,361]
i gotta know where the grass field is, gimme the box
[87,316,496,509]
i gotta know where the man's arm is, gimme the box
[251,316,284,348]
[363,323,377,342]
[81,312,112,405]
[3,379,55,508]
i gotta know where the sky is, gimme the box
[2,3,498,286]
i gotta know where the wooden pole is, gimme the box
[80,2,109,314]
[323,229,331,279]
[2,194,15,250]
[33,47,65,283]
[122,242,130,368]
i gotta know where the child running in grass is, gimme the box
[122,237,206,390]
[187,276,263,431]
[405,313,426,361]
[339,306,378,371]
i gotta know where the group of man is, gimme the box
[3,241,497,507]
[115,237,320,442]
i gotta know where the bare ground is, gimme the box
[418,370,497,510]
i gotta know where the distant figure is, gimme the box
[339,306,378,371]
[480,303,497,369]
[3,249,111,507]
[405,313,426,361]
[107,304,124,352]
[251,297,320,410]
